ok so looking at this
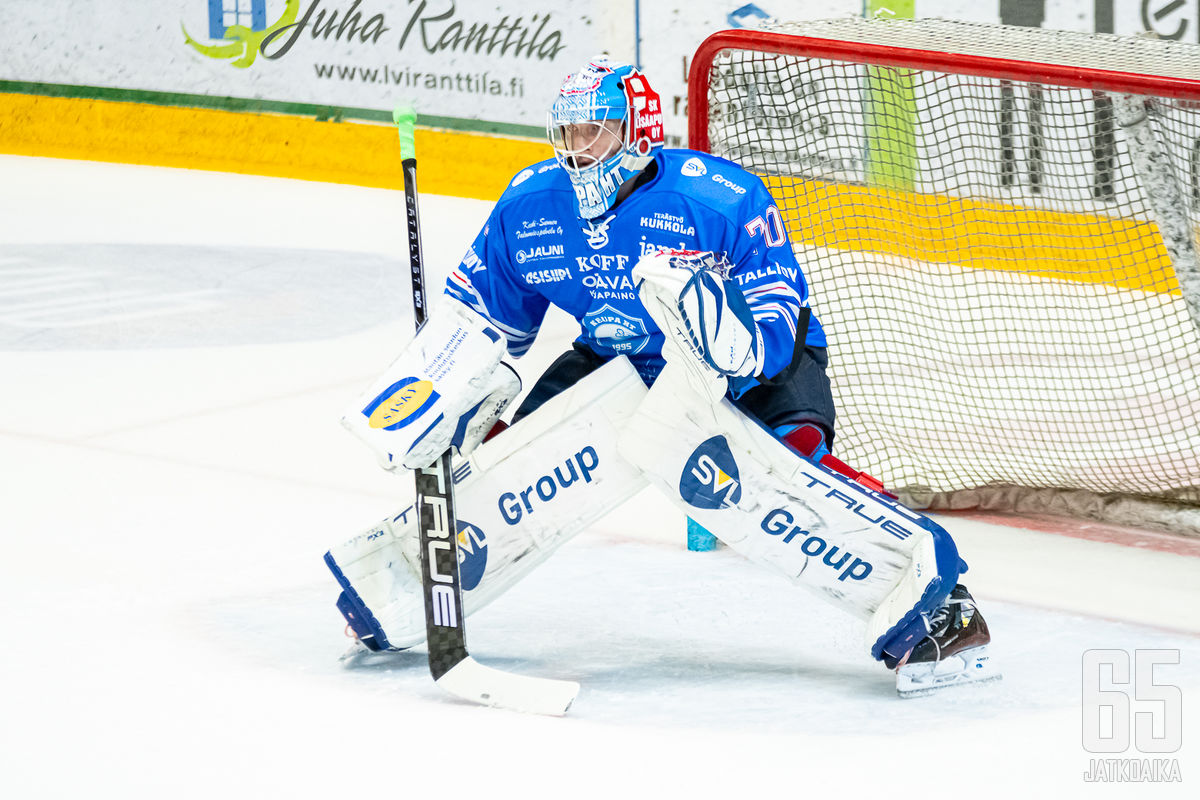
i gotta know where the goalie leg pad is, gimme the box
[868,521,964,664]
[333,588,388,652]
[326,357,650,649]
[618,363,961,660]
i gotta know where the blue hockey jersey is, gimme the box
[445,148,826,394]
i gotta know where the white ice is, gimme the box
[1,155,1196,798]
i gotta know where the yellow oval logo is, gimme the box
[365,379,437,430]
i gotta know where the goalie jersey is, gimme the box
[445,149,826,394]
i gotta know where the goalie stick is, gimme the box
[396,107,579,716]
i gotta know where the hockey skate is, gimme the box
[893,584,1000,697]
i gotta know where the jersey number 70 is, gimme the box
[744,205,787,247]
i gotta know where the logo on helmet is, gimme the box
[623,74,664,148]
[560,61,609,95]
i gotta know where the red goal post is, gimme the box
[686,18,1200,533]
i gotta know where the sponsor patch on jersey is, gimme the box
[515,244,565,264]
[711,173,747,195]
[576,253,631,273]
[582,304,649,354]
[681,157,707,177]
[362,377,439,430]
[640,212,696,236]
[638,238,690,258]
[461,245,485,273]
[524,267,572,285]
[456,520,487,591]
[515,217,564,240]
[582,215,615,249]
[680,436,742,510]
[511,168,535,187]
[733,263,798,285]
[581,270,636,301]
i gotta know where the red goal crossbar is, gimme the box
[687,28,1200,153]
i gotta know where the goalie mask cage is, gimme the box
[689,17,1200,530]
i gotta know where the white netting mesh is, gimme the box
[758,17,1200,79]
[700,18,1200,531]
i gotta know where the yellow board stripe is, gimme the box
[0,92,551,201]
[3,92,1185,296]
[765,177,1182,296]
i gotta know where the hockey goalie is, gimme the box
[327,57,1000,697]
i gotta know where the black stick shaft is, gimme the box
[402,155,469,680]
[403,158,431,330]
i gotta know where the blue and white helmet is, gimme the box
[548,57,665,219]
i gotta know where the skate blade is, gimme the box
[896,645,1001,698]
[339,639,376,664]
[338,639,413,665]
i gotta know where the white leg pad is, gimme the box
[327,357,649,650]
[618,364,953,636]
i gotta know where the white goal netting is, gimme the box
[696,17,1200,531]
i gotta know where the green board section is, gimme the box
[864,0,914,17]
[862,0,918,191]
[863,66,918,191]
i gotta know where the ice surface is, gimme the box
[1,156,1196,798]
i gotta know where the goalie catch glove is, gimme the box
[633,249,764,381]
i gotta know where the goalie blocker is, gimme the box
[340,300,522,472]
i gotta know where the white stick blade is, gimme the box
[436,657,579,716]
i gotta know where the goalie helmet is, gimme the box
[548,57,664,219]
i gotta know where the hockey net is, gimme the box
[690,17,1200,533]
